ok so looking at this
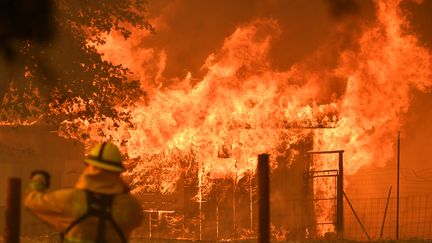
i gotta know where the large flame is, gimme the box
[315,0,431,172]
[57,0,431,239]
[68,18,338,194]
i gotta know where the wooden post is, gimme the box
[257,154,270,243]
[4,177,21,243]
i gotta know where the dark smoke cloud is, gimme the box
[404,0,432,49]
[0,0,54,60]
[324,0,360,20]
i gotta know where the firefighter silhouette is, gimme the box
[25,142,143,243]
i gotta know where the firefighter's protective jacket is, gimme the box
[25,165,143,243]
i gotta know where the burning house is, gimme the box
[128,127,346,241]
[132,132,317,241]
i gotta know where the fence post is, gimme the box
[4,177,21,243]
[258,154,270,243]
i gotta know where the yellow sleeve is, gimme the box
[24,175,73,231]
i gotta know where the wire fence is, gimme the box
[344,194,432,241]
[127,194,432,242]
[3,163,432,242]
[1,195,432,242]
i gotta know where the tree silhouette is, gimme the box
[0,0,152,124]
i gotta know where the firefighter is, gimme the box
[25,142,143,243]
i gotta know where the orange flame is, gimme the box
[57,0,431,238]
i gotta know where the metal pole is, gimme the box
[250,172,253,231]
[257,154,270,243]
[198,160,203,241]
[337,151,344,240]
[182,212,185,239]
[4,177,21,243]
[343,192,371,242]
[149,212,152,239]
[232,177,236,240]
[233,160,237,240]
[199,186,202,241]
[380,186,392,239]
[216,203,219,242]
[397,131,400,240]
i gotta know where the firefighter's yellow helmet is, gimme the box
[84,142,124,172]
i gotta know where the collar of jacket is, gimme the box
[75,165,128,194]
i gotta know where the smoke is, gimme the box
[102,0,375,82]
[0,0,54,60]
[324,0,360,20]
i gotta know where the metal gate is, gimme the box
[306,150,344,240]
